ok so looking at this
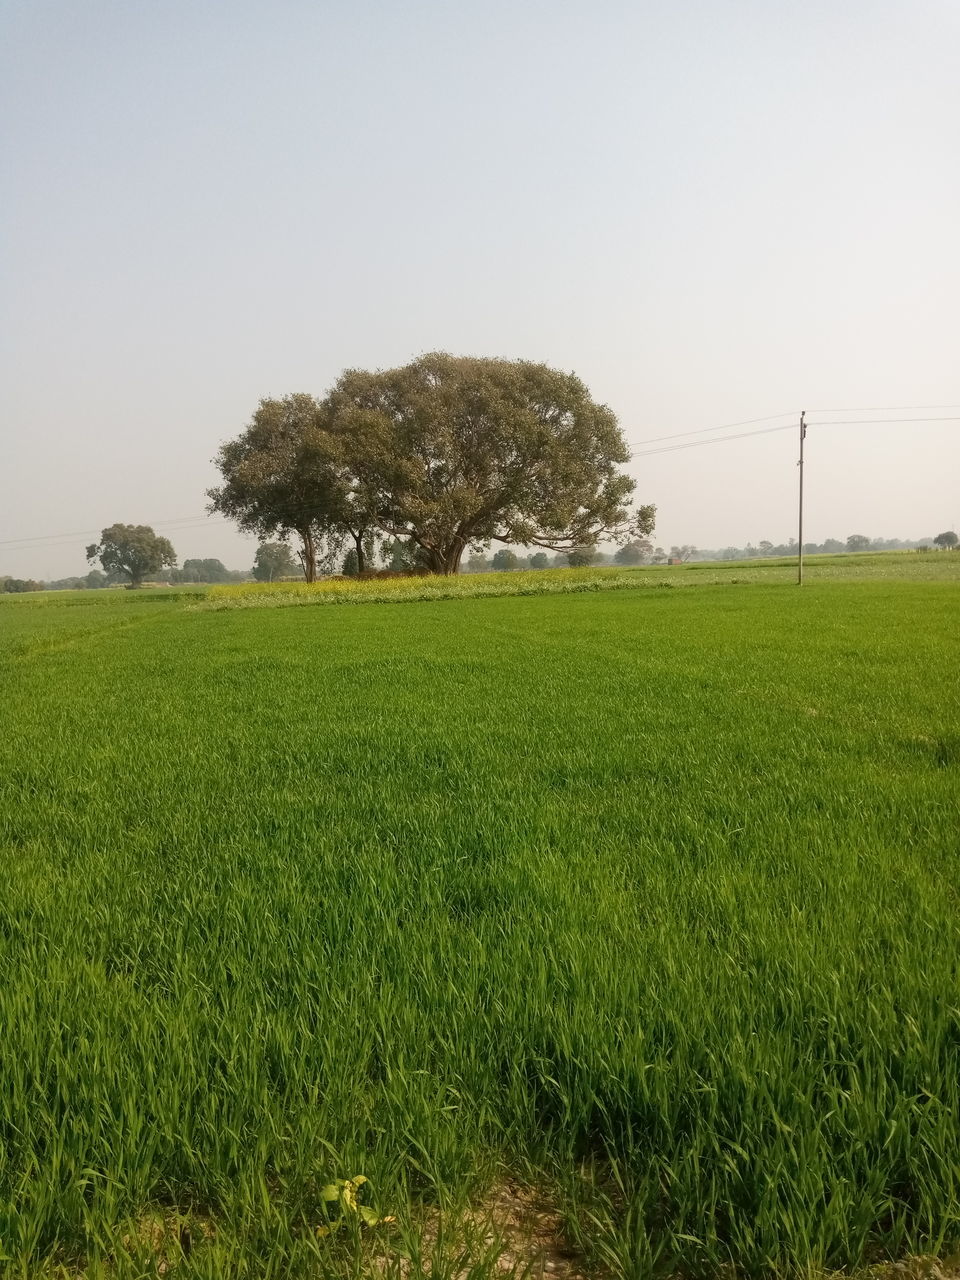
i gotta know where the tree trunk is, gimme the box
[433,539,466,575]
[353,531,365,575]
[299,528,317,583]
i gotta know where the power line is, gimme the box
[0,514,227,549]
[807,403,960,413]
[628,405,960,450]
[5,409,958,550]
[804,416,960,425]
[630,410,798,447]
[631,422,797,458]
[630,414,960,459]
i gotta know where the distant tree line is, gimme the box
[695,533,958,562]
[3,524,253,593]
[7,524,955,595]
[459,540,655,572]
[1,560,252,594]
[1,569,114,593]
[449,530,959,573]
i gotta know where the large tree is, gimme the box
[323,353,654,575]
[85,524,176,588]
[934,530,958,549]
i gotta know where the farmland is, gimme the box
[1,556,959,1278]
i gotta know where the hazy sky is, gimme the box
[2,0,958,579]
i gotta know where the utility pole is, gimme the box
[797,410,807,585]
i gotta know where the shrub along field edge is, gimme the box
[201,550,960,610]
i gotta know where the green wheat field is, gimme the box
[2,554,959,1278]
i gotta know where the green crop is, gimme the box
[202,549,960,611]
[1,558,958,1277]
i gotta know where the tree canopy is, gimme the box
[207,395,342,582]
[325,353,653,574]
[207,394,379,580]
[209,354,655,576]
[934,530,958,549]
[86,524,177,588]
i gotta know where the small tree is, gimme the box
[182,558,231,583]
[846,534,871,552]
[529,552,550,570]
[568,546,598,567]
[385,538,424,572]
[86,524,177,588]
[614,540,650,565]
[934,531,958,550]
[466,553,492,573]
[341,547,360,576]
[492,549,519,571]
[253,542,298,582]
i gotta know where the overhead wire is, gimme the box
[631,422,797,458]
[0,514,222,548]
[5,407,959,551]
[628,405,960,453]
[629,413,960,459]
[803,416,960,425]
[806,403,960,413]
[630,410,798,447]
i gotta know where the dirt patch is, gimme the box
[372,1179,589,1279]
[119,1209,215,1275]
[463,1181,587,1278]
[866,1260,960,1280]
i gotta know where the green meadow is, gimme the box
[1,555,959,1278]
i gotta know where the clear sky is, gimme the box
[2,0,958,578]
